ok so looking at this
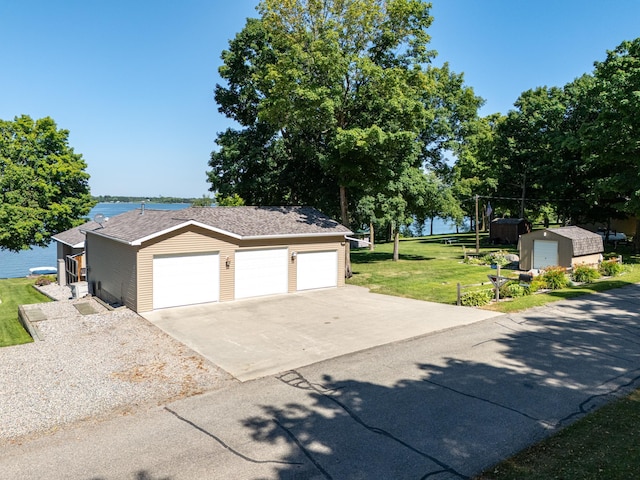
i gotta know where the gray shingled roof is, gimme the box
[491,218,526,225]
[52,220,101,248]
[83,206,351,245]
[549,226,604,256]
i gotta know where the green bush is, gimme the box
[541,266,569,290]
[463,256,484,265]
[499,281,530,298]
[460,289,493,307]
[528,278,546,292]
[482,250,511,267]
[571,264,601,283]
[34,275,54,286]
[599,259,623,277]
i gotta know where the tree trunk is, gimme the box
[430,216,434,236]
[634,219,640,254]
[369,222,375,251]
[393,228,400,261]
[339,185,352,278]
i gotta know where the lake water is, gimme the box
[0,204,465,278]
[0,203,189,279]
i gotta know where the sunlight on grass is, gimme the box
[349,234,640,313]
[475,389,640,479]
[0,278,51,347]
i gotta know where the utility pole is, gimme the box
[475,194,479,254]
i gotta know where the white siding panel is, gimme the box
[533,240,558,269]
[297,251,338,291]
[235,248,288,299]
[153,253,219,309]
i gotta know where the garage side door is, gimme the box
[153,253,219,309]
[235,248,288,299]
[533,240,558,269]
[297,251,338,291]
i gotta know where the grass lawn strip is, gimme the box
[474,389,640,479]
[0,278,51,347]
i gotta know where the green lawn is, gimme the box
[474,389,640,479]
[350,233,640,479]
[0,277,51,347]
[348,233,640,313]
[349,233,502,304]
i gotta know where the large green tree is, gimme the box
[209,0,480,262]
[0,115,94,251]
[579,38,640,246]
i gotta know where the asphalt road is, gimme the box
[3,285,640,479]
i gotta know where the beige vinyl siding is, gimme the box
[572,253,601,267]
[137,226,236,312]
[86,234,138,311]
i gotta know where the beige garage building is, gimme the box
[83,206,351,312]
[518,226,604,271]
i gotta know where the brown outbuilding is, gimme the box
[518,226,604,271]
[490,218,531,244]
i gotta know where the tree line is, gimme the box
[209,1,640,255]
[456,38,640,249]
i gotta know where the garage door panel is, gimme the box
[297,251,338,291]
[235,248,288,299]
[153,253,219,309]
[533,240,558,269]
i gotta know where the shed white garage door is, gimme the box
[533,240,558,269]
[297,251,338,291]
[235,248,288,299]
[153,252,219,309]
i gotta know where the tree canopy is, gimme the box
[460,37,640,249]
[0,115,94,251]
[209,0,481,260]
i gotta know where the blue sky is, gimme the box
[1,1,639,198]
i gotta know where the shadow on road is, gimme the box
[238,285,640,479]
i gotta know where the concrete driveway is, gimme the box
[143,285,500,381]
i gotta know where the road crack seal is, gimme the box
[555,367,640,428]
[164,407,302,466]
[277,370,468,479]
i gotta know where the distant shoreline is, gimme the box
[91,196,201,204]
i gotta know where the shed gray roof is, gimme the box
[548,226,604,256]
[491,218,526,225]
[52,220,101,248]
[83,206,352,245]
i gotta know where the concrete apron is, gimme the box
[143,285,501,382]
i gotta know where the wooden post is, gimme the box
[475,194,480,254]
[457,282,461,306]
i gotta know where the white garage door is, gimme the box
[533,240,558,269]
[153,253,219,309]
[297,251,338,291]
[235,248,288,299]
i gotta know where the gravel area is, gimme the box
[0,284,236,444]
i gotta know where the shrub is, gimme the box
[482,250,511,267]
[571,264,601,283]
[599,259,623,277]
[499,281,529,298]
[34,275,53,286]
[463,256,484,265]
[460,289,493,307]
[541,266,568,290]
[528,278,546,293]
